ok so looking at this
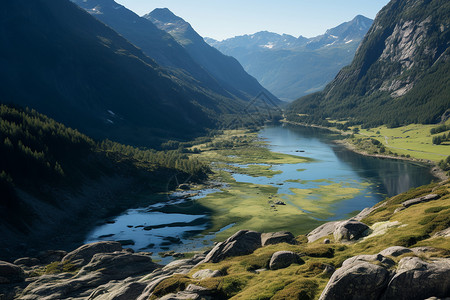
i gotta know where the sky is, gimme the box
[115,0,390,41]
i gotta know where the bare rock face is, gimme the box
[401,194,440,208]
[13,257,40,268]
[38,250,68,265]
[342,254,395,269]
[382,257,450,300]
[319,262,390,300]
[62,241,123,266]
[333,220,370,242]
[203,230,262,263]
[378,246,412,257]
[0,261,25,284]
[307,221,342,243]
[269,251,304,270]
[192,269,222,280]
[261,231,296,246]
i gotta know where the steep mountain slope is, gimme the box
[208,16,373,101]
[145,8,280,103]
[288,0,450,126]
[0,0,227,148]
[70,0,246,102]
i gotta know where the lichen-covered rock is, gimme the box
[383,257,450,300]
[378,246,412,257]
[333,220,370,242]
[319,262,390,300]
[269,251,304,270]
[261,231,295,246]
[203,230,262,263]
[192,269,222,280]
[0,261,25,284]
[62,241,123,266]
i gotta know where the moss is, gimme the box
[149,275,191,299]
[302,245,335,258]
[239,253,272,271]
[271,279,319,300]
[43,261,78,275]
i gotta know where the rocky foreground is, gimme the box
[1,182,450,299]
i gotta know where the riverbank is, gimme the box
[282,119,449,182]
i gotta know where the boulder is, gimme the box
[13,257,40,267]
[378,246,412,257]
[159,284,213,300]
[203,230,262,263]
[402,194,440,208]
[342,254,395,269]
[323,239,331,244]
[319,262,390,300]
[383,257,450,300]
[79,252,159,278]
[269,251,304,270]
[38,250,68,265]
[0,261,25,284]
[192,269,222,280]
[261,231,296,246]
[307,221,341,243]
[62,241,123,266]
[90,282,147,300]
[333,220,369,241]
[433,227,450,238]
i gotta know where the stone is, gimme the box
[383,257,450,300]
[0,261,25,284]
[378,246,412,257]
[261,231,296,246]
[402,194,440,208]
[342,254,395,269]
[92,282,147,300]
[433,227,450,238]
[333,220,370,241]
[38,250,68,265]
[62,241,123,266]
[323,239,331,244]
[319,262,390,300]
[13,257,40,267]
[307,221,341,243]
[269,251,304,270]
[203,230,262,263]
[192,269,222,280]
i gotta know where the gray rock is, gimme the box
[342,254,395,269]
[319,262,390,300]
[203,230,262,263]
[378,246,412,257]
[91,282,147,300]
[383,257,450,300]
[13,257,40,267]
[410,247,438,255]
[323,239,331,244]
[402,194,440,208]
[261,231,295,246]
[322,264,336,276]
[333,220,370,241]
[158,284,213,300]
[38,250,68,264]
[192,269,222,280]
[269,251,304,270]
[0,261,25,284]
[433,227,450,238]
[307,221,341,243]
[62,241,123,266]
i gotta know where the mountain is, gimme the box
[144,8,280,104]
[70,0,252,103]
[0,0,241,148]
[207,16,373,101]
[288,0,450,127]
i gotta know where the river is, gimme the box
[84,124,437,261]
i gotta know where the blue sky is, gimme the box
[115,0,390,40]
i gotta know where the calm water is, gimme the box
[85,124,437,259]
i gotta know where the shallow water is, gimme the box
[84,124,437,259]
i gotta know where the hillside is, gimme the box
[0,104,209,259]
[144,8,280,104]
[70,0,262,104]
[0,0,233,148]
[288,0,450,126]
[208,16,373,101]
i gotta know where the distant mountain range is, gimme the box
[207,15,373,101]
[288,0,450,127]
[72,0,279,105]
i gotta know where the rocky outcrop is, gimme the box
[269,251,304,270]
[13,258,40,268]
[62,241,123,267]
[341,254,395,269]
[383,257,450,300]
[333,220,370,242]
[0,261,25,284]
[158,284,215,300]
[319,261,390,300]
[192,269,222,280]
[203,230,262,263]
[261,231,296,246]
[378,246,412,257]
[307,221,341,243]
[401,194,440,208]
